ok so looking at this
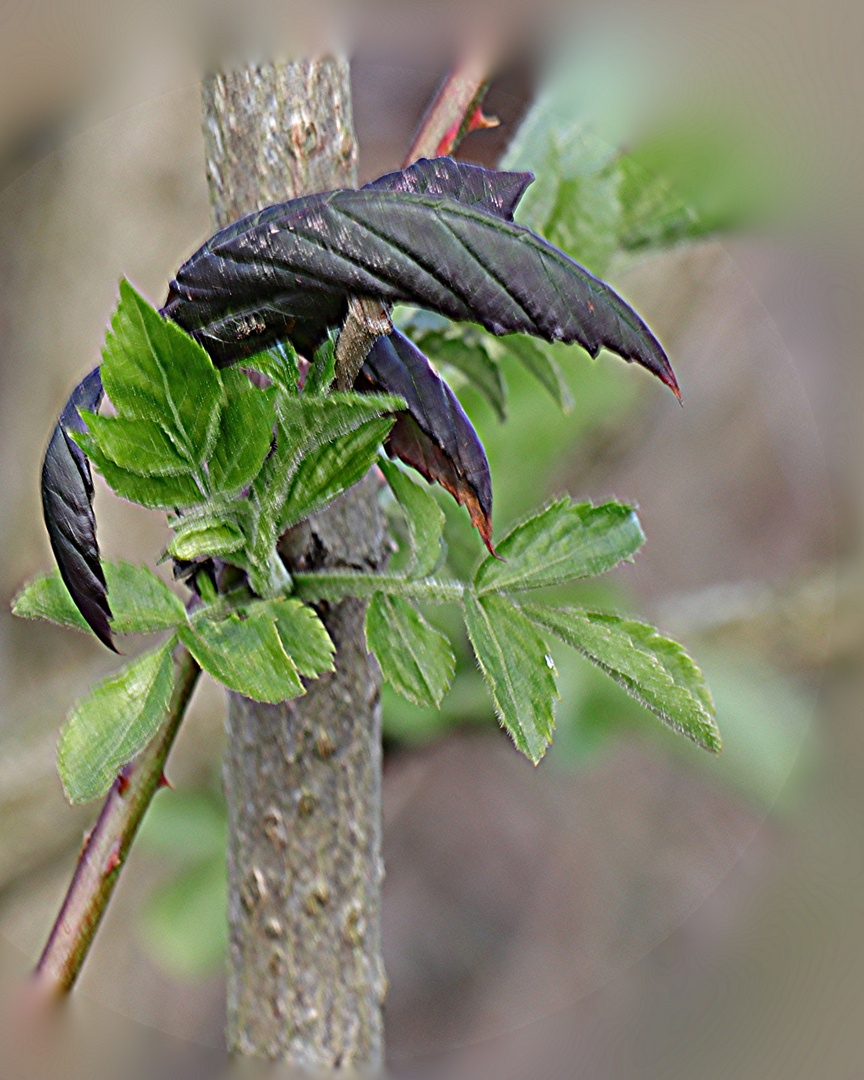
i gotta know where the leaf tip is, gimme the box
[663,363,683,404]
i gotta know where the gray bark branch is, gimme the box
[202,59,387,1070]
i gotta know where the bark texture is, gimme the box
[202,60,387,1069]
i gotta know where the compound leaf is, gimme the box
[13,562,185,637]
[163,164,678,396]
[304,333,337,396]
[378,457,445,578]
[78,412,188,477]
[72,435,206,510]
[263,597,335,679]
[179,610,303,703]
[361,330,494,550]
[167,518,245,561]
[40,368,113,649]
[103,279,223,468]
[420,330,507,420]
[497,336,573,412]
[208,368,275,494]
[278,417,394,533]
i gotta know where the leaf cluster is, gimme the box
[14,157,720,806]
[293,478,720,763]
[14,564,335,802]
[72,281,401,600]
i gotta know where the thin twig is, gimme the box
[332,55,495,390]
[31,643,201,995]
[404,53,497,164]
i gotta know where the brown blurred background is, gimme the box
[0,2,862,1078]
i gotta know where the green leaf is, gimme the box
[475,498,644,594]
[496,337,573,412]
[140,858,227,976]
[275,392,403,446]
[247,340,300,394]
[72,433,206,509]
[247,393,402,587]
[101,279,223,469]
[13,563,186,636]
[304,332,337,396]
[378,458,445,578]
[13,572,90,632]
[168,518,245,561]
[366,593,455,708]
[208,368,275,494]
[293,571,463,605]
[262,597,335,678]
[617,154,697,251]
[78,412,188,476]
[58,640,176,803]
[104,562,188,634]
[420,331,507,420]
[545,165,622,276]
[523,605,720,752]
[179,610,303,703]
[278,417,394,532]
[463,591,558,763]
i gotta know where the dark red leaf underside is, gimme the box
[359,329,494,551]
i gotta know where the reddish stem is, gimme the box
[32,644,200,995]
[403,54,496,165]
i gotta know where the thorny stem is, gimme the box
[31,644,201,995]
[404,53,497,163]
[332,55,494,390]
[29,52,495,1007]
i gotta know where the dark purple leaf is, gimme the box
[40,367,115,651]
[162,158,679,398]
[363,157,533,221]
[358,330,494,551]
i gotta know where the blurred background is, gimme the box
[0,1,861,1077]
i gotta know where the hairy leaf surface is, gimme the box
[179,611,303,703]
[475,498,644,593]
[13,562,186,637]
[378,458,445,578]
[58,640,176,803]
[366,593,455,708]
[463,591,558,763]
[522,605,720,751]
[263,597,335,678]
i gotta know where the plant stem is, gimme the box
[293,571,464,605]
[332,54,494,392]
[31,643,201,995]
[404,53,496,164]
[204,59,392,1069]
